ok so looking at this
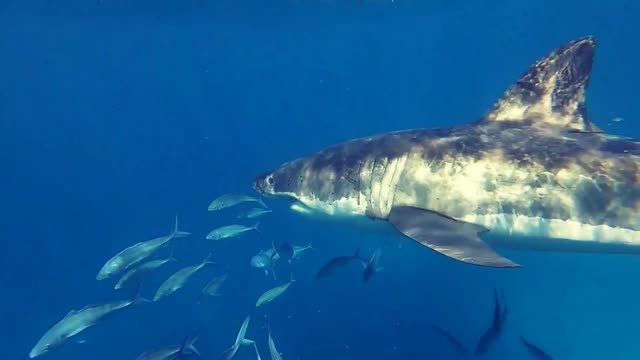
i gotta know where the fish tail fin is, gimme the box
[252,342,262,360]
[269,244,280,265]
[168,246,179,262]
[270,262,277,280]
[203,253,217,266]
[257,198,269,209]
[172,215,193,239]
[307,243,315,250]
[179,334,200,357]
[131,281,151,305]
[240,338,255,346]
[269,240,278,261]
[233,315,251,347]
[253,222,261,232]
[290,272,296,283]
[175,231,192,238]
[371,246,383,266]
[219,344,240,360]
[170,215,179,238]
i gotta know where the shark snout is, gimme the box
[252,172,273,195]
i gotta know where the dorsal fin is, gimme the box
[483,36,600,132]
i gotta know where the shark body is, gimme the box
[253,36,640,267]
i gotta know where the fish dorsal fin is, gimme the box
[483,36,600,132]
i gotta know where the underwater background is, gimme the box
[2,0,640,359]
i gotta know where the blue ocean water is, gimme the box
[2,0,640,359]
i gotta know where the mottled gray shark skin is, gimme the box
[253,36,640,268]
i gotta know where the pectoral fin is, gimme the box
[388,206,520,268]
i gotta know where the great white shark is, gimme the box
[252,36,640,268]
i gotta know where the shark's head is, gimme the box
[252,159,306,202]
[252,158,344,217]
[252,171,277,197]
[252,151,382,222]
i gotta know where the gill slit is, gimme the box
[356,160,363,206]
[370,155,379,210]
[385,157,400,214]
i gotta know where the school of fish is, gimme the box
[29,192,553,359]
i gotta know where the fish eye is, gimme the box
[268,177,274,185]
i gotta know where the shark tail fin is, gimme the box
[484,36,600,133]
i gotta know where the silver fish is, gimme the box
[255,275,295,307]
[208,194,267,212]
[207,223,260,241]
[251,244,314,278]
[316,249,368,279]
[97,216,189,280]
[198,273,229,303]
[154,254,216,302]
[218,315,251,360]
[237,207,272,219]
[114,249,178,290]
[291,243,314,260]
[268,324,283,360]
[250,249,277,279]
[29,287,148,358]
[135,335,200,360]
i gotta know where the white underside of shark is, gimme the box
[289,195,640,251]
